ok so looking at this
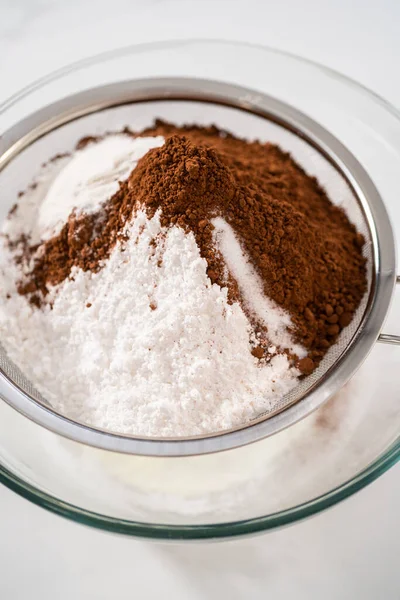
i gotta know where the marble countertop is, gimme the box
[0,1,399,598]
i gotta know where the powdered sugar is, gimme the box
[0,138,303,437]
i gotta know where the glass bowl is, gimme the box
[0,40,399,540]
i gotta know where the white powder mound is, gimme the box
[0,209,301,437]
[212,217,306,358]
[37,135,164,237]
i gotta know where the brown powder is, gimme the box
[15,122,367,371]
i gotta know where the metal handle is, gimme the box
[377,276,400,346]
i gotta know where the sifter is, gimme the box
[0,75,398,458]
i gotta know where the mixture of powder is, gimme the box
[0,122,367,436]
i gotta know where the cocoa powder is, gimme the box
[16,122,367,371]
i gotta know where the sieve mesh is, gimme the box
[0,346,48,405]
[0,98,375,434]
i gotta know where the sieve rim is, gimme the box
[0,77,396,457]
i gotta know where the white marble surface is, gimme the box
[0,0,399,598]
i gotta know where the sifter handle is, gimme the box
[377,276,400,346]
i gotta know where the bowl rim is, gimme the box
[0,38,399,537]
[1,438,399,539]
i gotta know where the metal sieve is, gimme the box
[0,78,398,457]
